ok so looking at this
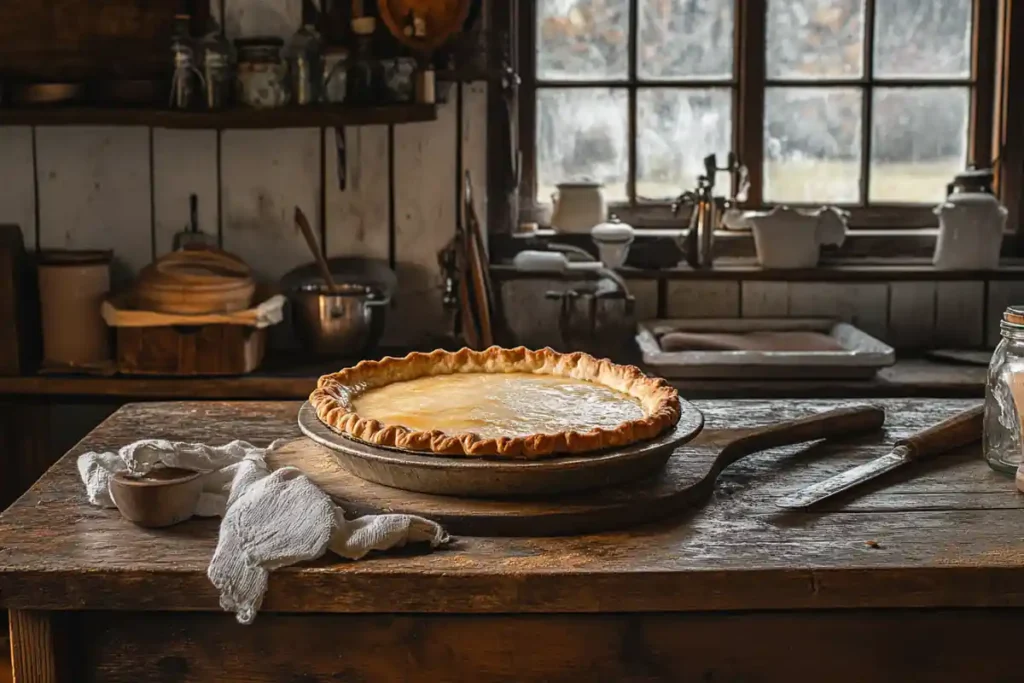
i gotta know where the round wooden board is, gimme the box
[267,436,720,536]
[296,400,705,497]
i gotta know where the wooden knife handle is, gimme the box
[719,405,886,469]
[895,404,984,460]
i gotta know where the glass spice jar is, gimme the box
[202,31,234,109]
[235,37,290,108]
[984,306,1024,474]
[287,23,324,105]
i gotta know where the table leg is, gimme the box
[9,611,60,683]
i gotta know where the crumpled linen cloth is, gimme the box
[78,439,449,624]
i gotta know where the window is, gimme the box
[518,0,998,228]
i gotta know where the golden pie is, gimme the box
[309,347,681,459]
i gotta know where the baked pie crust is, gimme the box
[309,346,682,459]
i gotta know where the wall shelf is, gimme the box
[0,104,437,129]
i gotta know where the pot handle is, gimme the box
[365,294,392,307]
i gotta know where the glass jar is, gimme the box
[202,31,234,109]
[170,40,204,110]
[287,24,323,105]
[984,306,1024,473]
[323,47,349,103]
[346,17,385,106]
[235,37,290,108]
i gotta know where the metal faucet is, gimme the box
[672,153,747,269]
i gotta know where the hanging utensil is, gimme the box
[294,206,339,294]
[776,405,984,509]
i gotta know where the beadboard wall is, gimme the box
[0,0,487,347]
[503,278,1022,351]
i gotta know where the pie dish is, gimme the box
[309,346,681,459]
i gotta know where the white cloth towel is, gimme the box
[77,439,449,624]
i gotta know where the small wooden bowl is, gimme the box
[108,468,203,528]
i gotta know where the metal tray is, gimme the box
[636,318,896,379]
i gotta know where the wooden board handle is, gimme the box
[895,404,984,460]
[718,405,886,471]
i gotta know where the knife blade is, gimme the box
[776,405,984,509]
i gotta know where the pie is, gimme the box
[309,347,681,459]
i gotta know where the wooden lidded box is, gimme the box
[102,295,285,376]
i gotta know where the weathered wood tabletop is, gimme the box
[3,399,1024,683]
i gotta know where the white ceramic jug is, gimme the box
[550,181,607,233]
[744,206,847,269]
[934,192,1006,270]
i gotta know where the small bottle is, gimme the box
[346,17,384,105]
[288,23,324,105]
[984,306,1024,475]
[201,28,234,109]
[169,11,204,110]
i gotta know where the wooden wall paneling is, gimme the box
[324,126,390,260]
[35,126,153,283]
[630,279,658,322]
[500,279,564,349]
[0,126,37,249]
[985,281,1024,347]
[220,0,302,38]
[741,282,789,317]
[935,281,985,348]
[835,283,889,341]
[788,282,841,318]
[461,82,489,242]
[152,129,219,256]
[665,281,741,318]
[888,281,938,349]
[220,128,321,283]
[388,102,459,347]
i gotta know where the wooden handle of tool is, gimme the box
[717,405,886,470]
[294,207,337,293]
[895,404,984,460]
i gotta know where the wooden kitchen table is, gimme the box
[2,399,1024,682]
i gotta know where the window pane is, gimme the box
[638,0,733,81]
[537,88,628,201]
[767,0,865,80]
[870,88,968,203]
[764,87,862,203]
[538,0,629,81]
[874,0,972,79]
[637,89,732,199]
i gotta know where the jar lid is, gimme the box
[235,36,285,48]
[1005,306,1024,326]
[37,249,112,266]
[351,17,377,35]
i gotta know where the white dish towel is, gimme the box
[77,439,449,624]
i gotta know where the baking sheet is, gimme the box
[636,318,895,379]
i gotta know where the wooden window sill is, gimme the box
[495,228,1022,265]
[490,259,1024,282]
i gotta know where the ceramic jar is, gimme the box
[934,193,1006,270]
[37,250,112,367]
[550,181,607,233]
[235,37,290,108]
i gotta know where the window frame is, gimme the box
[516,0,1000,231]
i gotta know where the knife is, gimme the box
[776,405,984,509]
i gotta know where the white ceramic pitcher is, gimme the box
[550,181,607,233]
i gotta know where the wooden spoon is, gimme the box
[294,206,338,293]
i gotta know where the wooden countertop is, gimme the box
[1,397,1019,616]
[0,357,987,399]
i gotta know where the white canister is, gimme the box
[933,192,1007,270]
[37,250,112,366]
[550,181,607,233]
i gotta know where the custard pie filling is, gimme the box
[310,347,682,458]
[351,372,646,439]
